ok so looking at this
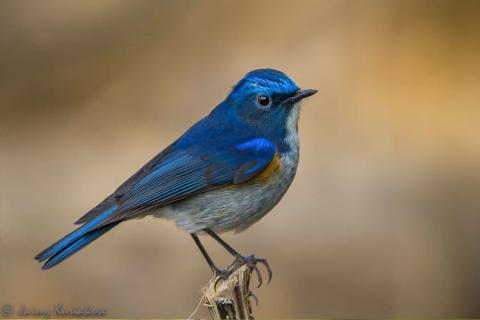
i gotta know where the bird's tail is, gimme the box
[35,205,119,269]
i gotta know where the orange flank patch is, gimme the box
[253,153,283,185]
[224,153,283,190]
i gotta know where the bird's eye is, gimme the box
[256,95,271,108]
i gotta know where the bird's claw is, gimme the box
[213,268,230,280]
[256,257,273,285]
[233,254,273,287]
[212,267,232,289]
[247,291,259,306]
[210,254,273,289]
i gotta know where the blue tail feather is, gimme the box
[35,206,117,265]
[41,222,119,269]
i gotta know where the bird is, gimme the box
[35,68,317,285]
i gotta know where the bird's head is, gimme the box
[224,69,317,139]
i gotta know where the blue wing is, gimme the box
[78,122,277,230]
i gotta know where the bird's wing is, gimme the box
[86,137,276,230]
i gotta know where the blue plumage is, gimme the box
[35,206,117,264]
[35,68,317,270]
[41,223,119,270]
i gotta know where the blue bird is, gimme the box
[35,68,317,284]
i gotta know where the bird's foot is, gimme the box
[229,254,272,287]
[210,254,272,289]
[212,266,232,280]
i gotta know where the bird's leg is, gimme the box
[204,228,272,287]
[203,228,239,255]
[191,233,230,279]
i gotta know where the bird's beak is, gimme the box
[282,88,318,105]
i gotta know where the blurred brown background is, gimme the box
[1,0,480,317]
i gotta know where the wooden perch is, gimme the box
[202,264,257,320]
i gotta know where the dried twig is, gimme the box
[202,264,257,320]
